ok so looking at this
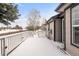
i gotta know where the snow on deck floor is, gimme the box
[9,33,68,56]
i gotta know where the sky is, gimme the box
[0,3,59,28]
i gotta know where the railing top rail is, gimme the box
[0,30,28,40]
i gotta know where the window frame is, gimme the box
[71,4,79,48]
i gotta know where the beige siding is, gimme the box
[46,25,49,37]
[55,19,62,42]
[50,22,54,40]
[48,24,50,38]
[62,18,65,43]
[65,8,79,56]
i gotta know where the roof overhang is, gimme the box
[47,13,64,24]
[55,3,71,13]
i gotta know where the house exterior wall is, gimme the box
[55,19,62,42]
[47,23,50,39]
[49,21,54,40]
[62,18,65,43]
[65,7,79,56]
[46,24,49,37]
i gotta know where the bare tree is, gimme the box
[26,9,41,31]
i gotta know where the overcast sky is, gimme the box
[0,3,59,28]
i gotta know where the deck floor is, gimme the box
[9,32,68,56]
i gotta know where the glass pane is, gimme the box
[72,5,79,25]
[72,5,79,45]
[74,27,79,44]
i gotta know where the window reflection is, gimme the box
[72,5,79,45]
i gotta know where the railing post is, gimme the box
[1,38,5,56]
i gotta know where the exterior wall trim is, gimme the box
[54,21,56,41]
[64,10,66,50]
[60,18,62,42]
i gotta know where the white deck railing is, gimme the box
[0,31,33,56]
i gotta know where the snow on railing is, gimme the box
[0,31,33,56]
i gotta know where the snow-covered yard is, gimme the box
[8,31,69,56]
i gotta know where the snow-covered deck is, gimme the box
[8,31,69,56]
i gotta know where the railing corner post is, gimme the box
[1,38,5,56]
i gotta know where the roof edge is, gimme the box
[55,3,66,11]
[47,13,64,23]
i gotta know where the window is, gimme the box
[72,5,79,46]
